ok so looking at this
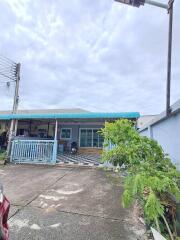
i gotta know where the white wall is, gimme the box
[140,109,180,170]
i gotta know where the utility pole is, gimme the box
[7,63,21,156]
[12,63,20,113]
[166,0,174,116]
[115,0,175,116]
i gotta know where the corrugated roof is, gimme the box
[0,111,140,120]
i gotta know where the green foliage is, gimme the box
[0,151,6,161]
[144,192,164,220]
[101,119,180,238]
[122,189,133,208]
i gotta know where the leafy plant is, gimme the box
[0,151,6,161]
[100,119,180,239]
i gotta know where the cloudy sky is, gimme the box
[0,0,179,115]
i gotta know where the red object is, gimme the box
[0,196,10,240]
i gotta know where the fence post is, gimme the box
[52,119,58,164]
[52,140,57,164]
[10,140,15,162]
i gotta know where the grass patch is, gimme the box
[0,151,6,161]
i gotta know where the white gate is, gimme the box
[10,140,57,164]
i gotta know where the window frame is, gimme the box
[60,128,72,140]
[79,128,103,148]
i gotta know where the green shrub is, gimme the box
[100,119,180,239]
[0,152,6,161]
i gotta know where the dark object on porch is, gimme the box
[0,137,3,150]
[0,133,7,150]
[71,142,78,154]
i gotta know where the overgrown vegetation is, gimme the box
[0,151,6,161]
[100,119,180,239]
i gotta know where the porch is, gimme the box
[10,118,105,165]
[0,110,140,165]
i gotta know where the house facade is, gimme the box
[0,108,140,163]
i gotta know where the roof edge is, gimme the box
[0,112,140,120]
[139,99,180,132]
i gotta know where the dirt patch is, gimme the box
[124,201,151,240]
[104,171,150,240]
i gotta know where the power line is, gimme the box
[0,72,16,81]
[0,80,15,84]
[0,54,16,65]
[0,55,17,84]
[0,55,21,156]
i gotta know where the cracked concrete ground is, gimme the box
[0,164,139,240]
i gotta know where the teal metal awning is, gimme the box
[0,112,140,120]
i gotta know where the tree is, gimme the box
[100,119,180,239]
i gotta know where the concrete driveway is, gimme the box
[0,164,141,240]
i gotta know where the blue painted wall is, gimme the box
[58,124,104,150]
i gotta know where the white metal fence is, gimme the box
[10,140,57,164]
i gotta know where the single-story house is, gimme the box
[0,108,140,164]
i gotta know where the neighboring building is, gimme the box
[137,115,156,129]
[139,99,180,170]
[0,108,140,155]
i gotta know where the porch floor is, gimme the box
[57,153,101,166]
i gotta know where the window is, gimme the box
[79,129,103,148]
[60,128,72,139]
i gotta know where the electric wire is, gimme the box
[0,55,17,85]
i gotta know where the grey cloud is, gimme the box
[0,0,179,115]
